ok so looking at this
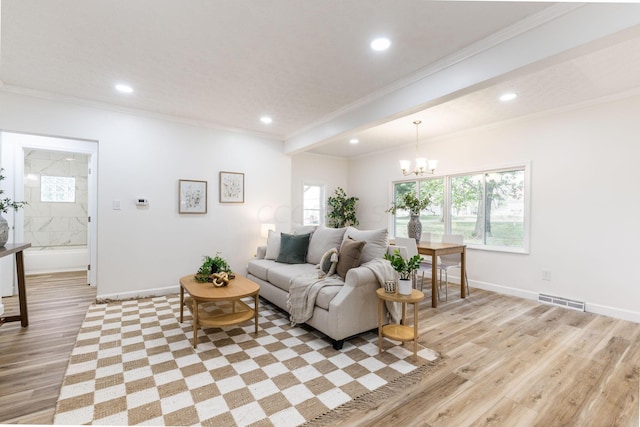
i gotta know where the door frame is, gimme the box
[0,131,98,289]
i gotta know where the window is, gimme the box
[391,164,528,252]
[303,183,324,226]
[392,178,445,240]
[41,176,76,203]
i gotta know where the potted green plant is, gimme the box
[327,187,359,228]
[386,192,432,243]
[195,253,232,283]
[384,248,422,295]
[0,168,27,247]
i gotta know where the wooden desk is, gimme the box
[417,241,466,308]
[0,243,31,327]
[179,274,259,348]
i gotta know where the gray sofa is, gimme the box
[247,226,399,349]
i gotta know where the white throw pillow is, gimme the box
[265,230,281,260]
[342,227,388,264]
[306,225,346,264]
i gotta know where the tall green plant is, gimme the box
[386,192,431,216]
[327,187,359,228]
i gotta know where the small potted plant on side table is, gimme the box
[384,248,422,295]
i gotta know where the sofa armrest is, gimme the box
[256,245,267,259]
[323,265,382,339]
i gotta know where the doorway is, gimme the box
[0,132,98,296]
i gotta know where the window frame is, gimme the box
[302,182,326,226]
[390,162,530,254]
[40,175,76,203]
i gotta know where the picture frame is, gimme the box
[179,179,207,214]
[219,171,244,203]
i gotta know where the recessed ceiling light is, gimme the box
[260,116,273,124]
[349,139,359,144]
[499,93,517,102]
[370,37,391,51]
[115,84,134,94]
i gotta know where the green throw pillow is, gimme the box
[276,232,311,264]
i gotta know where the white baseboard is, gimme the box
[467,278,640,324]
[0,301,4,316]
[96,285,180,302]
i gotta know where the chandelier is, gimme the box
[400,120,438,176]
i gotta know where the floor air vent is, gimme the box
[538,293,585,312]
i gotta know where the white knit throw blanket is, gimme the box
[360,258,401,324]
[287,274,344,326]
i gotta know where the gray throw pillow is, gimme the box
[307,225,346,264]
[343,227,388,264]
[276,233,311,264]
[336,238,366,279]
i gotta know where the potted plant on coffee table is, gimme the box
[384,248,422,295]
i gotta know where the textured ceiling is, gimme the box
[1,1,640,158]
[310,24,640,158]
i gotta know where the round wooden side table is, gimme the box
[376,287,424,361]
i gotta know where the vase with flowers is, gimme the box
[0,168,26,247]
[386,192,432,243]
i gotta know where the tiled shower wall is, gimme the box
[23,149,88,248]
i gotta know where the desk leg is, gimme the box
[431,254,438,308]
[193,300,198,349]
[16,251,28,327]
[461,247,467,299]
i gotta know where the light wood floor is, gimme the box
[1,274,639,426]
[0,271,95,424]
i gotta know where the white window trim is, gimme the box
[302,181,326,226]
[390,161,531,254]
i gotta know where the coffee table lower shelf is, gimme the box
[184,297,255,328]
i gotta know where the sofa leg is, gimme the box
[332,339,344,350]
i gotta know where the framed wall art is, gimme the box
[219,171,244,203]
[179,179,207,214]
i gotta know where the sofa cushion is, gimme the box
[265,230,281,260]
[247,258,277,281]
[315,286,342,310]
[267,263,318,292]
[307,225,346,264]
[319,248,339,277]
[276,233,311,264]
[294,225,317,235]
[336,238,366,279]
[343,227,388,264]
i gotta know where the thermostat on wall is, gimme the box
[136,198,149,206]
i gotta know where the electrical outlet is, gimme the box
[113,200,121,210]
[542,270,551,281]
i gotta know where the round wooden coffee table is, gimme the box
[179,274,260,348]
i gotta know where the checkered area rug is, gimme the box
[53,295,438,426]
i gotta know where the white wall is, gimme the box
[290,153,348,227]
[0,92,291,300]
[349,93,640,321]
